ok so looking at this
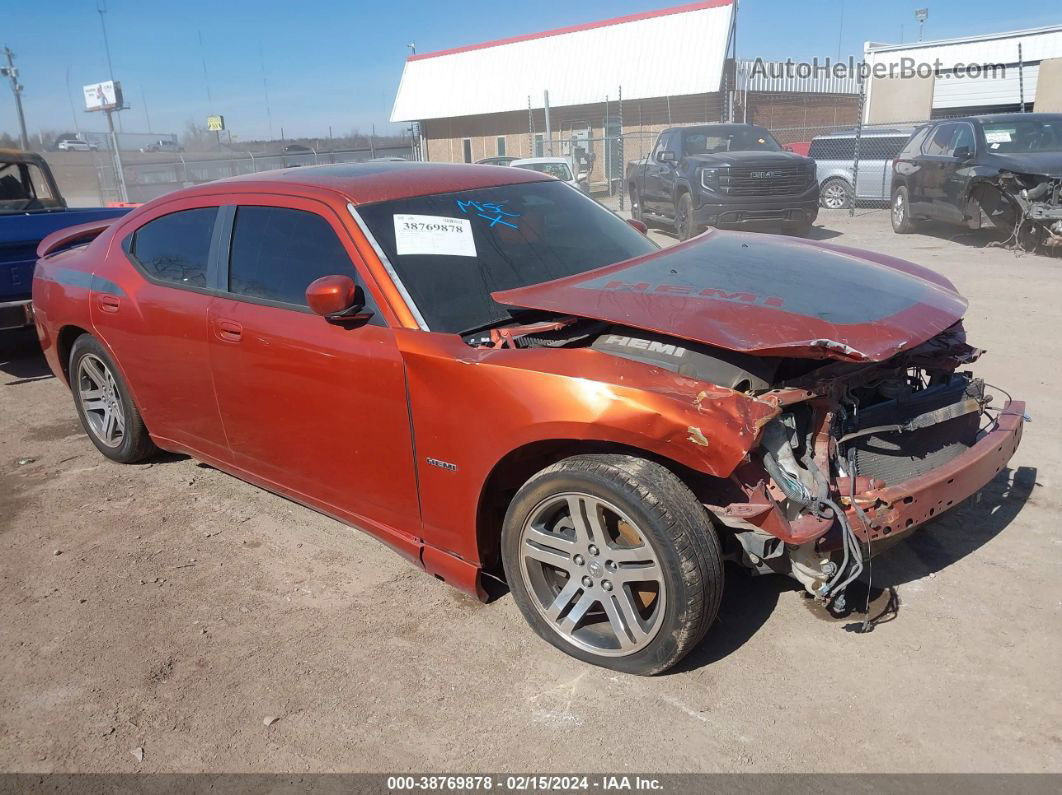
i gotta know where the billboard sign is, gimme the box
[83,80,123,112]
[207,114,225,132]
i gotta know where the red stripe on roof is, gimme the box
[407,0,734,62]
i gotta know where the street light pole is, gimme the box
[1,46,29,150]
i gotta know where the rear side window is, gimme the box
[898,127,930,157]
[129,207,218,288]
[879,136,912,158]
[227,206,355,306]
[923,123,960,156]
[808,137,855,160]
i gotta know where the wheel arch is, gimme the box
[56,324,92,384]
[474,438,730,579]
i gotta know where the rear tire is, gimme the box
[891,186,919,234]
[501,454,723,675]
[69,335,157,463]
[819,177,853,210]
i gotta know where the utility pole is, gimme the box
[140,85,152,131]
[1,46,29,150]
[97,1,122,131]
[198,30,220,149]
[260,46,274,142]
[836,0,845,62]
[543,90,553,155]
[104,106,129,203]
[65,66,81,134]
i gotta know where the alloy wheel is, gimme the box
[676,203,689,239]
[822,182,849,209]
[518,492,666,656]
[893,192,906,226]
[77,353,125,448]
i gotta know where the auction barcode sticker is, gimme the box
[393,214,477,257]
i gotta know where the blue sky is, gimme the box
[3,0,1055,142]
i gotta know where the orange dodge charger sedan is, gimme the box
[32,162,1024,674]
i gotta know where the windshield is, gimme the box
[0,161,63,214]
[683,125,783,155]
[981,117,1062,153]
[514,161,573,181]
[357,180,657,334]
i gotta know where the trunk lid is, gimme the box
[492,230,967,363]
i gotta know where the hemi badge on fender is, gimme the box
[426,457,458,472]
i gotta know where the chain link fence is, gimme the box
[43,144,414,207]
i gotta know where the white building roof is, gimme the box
[864,25,1062,111]
[390,1,735,123]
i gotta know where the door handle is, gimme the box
[215,319,243,343]
[97,294,120,313]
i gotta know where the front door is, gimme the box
[643,131,676,215]
[206,197,420,539]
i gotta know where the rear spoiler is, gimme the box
[36,219,117,258]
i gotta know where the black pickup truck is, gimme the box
[627,124,819,239]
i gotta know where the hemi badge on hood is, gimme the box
[426,457,458,472]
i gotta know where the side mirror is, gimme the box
[306,274,372,322]
[954,145,973,160]
[657,150,676,163]
[626,217,648,234]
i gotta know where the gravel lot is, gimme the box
[1,208,1059,773]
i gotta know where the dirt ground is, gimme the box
[1,208,1060,774]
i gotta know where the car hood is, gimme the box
[492,231,968,363]
[989,151,1062,178]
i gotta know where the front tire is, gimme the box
[501,454,723,675]
[69,335,157,463]
[630,186,644,223]
[674,192,700,241]
[891,186,919,234]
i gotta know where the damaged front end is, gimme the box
[976,172,1062,250]
[708,324,1026,608]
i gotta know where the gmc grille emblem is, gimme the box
[750,171,780,179]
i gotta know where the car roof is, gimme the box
[175,161,552,206]
[511,157,571,165]
[812,127,915,139]
[961,112,1062,124]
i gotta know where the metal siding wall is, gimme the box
[391,4,734,122]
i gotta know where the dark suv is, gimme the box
[627,124,819,238]
[890,113,1062,245]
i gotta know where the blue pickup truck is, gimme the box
[1,149,131,330]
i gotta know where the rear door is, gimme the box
[916,123,964,221]
[206,196,420,537]
[98,200,229,461]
